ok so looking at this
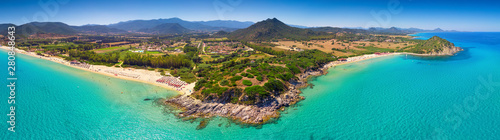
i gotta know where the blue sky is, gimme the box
[1,0,500,31]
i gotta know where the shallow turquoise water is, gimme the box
[1,32,500,139]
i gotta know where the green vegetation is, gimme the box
[264,78,285,92]
[94,46,130,54]
[228,18,323,41]
[144,51,163,54]
[241,72,254,78]
[244,86,269,99]
[256,76,264,81]
[123,53,192,69]
[230,76,243,82]
[401,36,457,54]
[242,80,252,86]
[191,44,335,105]
[93,46,127,51]
[68,50,120,64]
[219,80,229,86]
[202,85,228,96]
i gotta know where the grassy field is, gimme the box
[143,51,166,56]
[93,46,130,54]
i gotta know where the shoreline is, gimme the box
[0,46,194,96]
[325,53,402,69]
[164,52,403,125]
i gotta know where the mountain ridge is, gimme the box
[137,23,191,34]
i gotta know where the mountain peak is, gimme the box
[429,36,444,40]
[228,18,318,41]
[433,28,443,31]
[254,18,287,27]
[263,18,282,23]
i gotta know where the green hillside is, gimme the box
[228,18,322,41]
[402,36,462,55]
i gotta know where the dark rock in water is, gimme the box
[256,125,263,129]
[144,98,152,101]
[196,119,209,130]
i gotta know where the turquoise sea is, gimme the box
[1,32,500,139]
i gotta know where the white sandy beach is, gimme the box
[0,46,195,96]
[323,53,402,69]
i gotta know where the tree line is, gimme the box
[123,53,192,69]
[68,50,119,63]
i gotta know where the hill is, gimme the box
[72,25,128,34]
[137,23,191,34]
[228,18,321,41]
[1,22,128,36]
[13,22,79,36]
[0,24,16,35]
[404,36,462,55]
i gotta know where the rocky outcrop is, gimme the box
[164,69,323,124]
[165,88,305,124]
[425,45,463,56]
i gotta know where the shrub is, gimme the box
[242,80,252,86]
[194,78,207,91]
[202,86,228,96]
[256,76,263,81]
[230,76,243,81]
[286,64,301,74]
[244,86,269,97]
[264,79,285,92]
[219,79,229,86]
[240,72,247,77]
[278,72,294,81]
